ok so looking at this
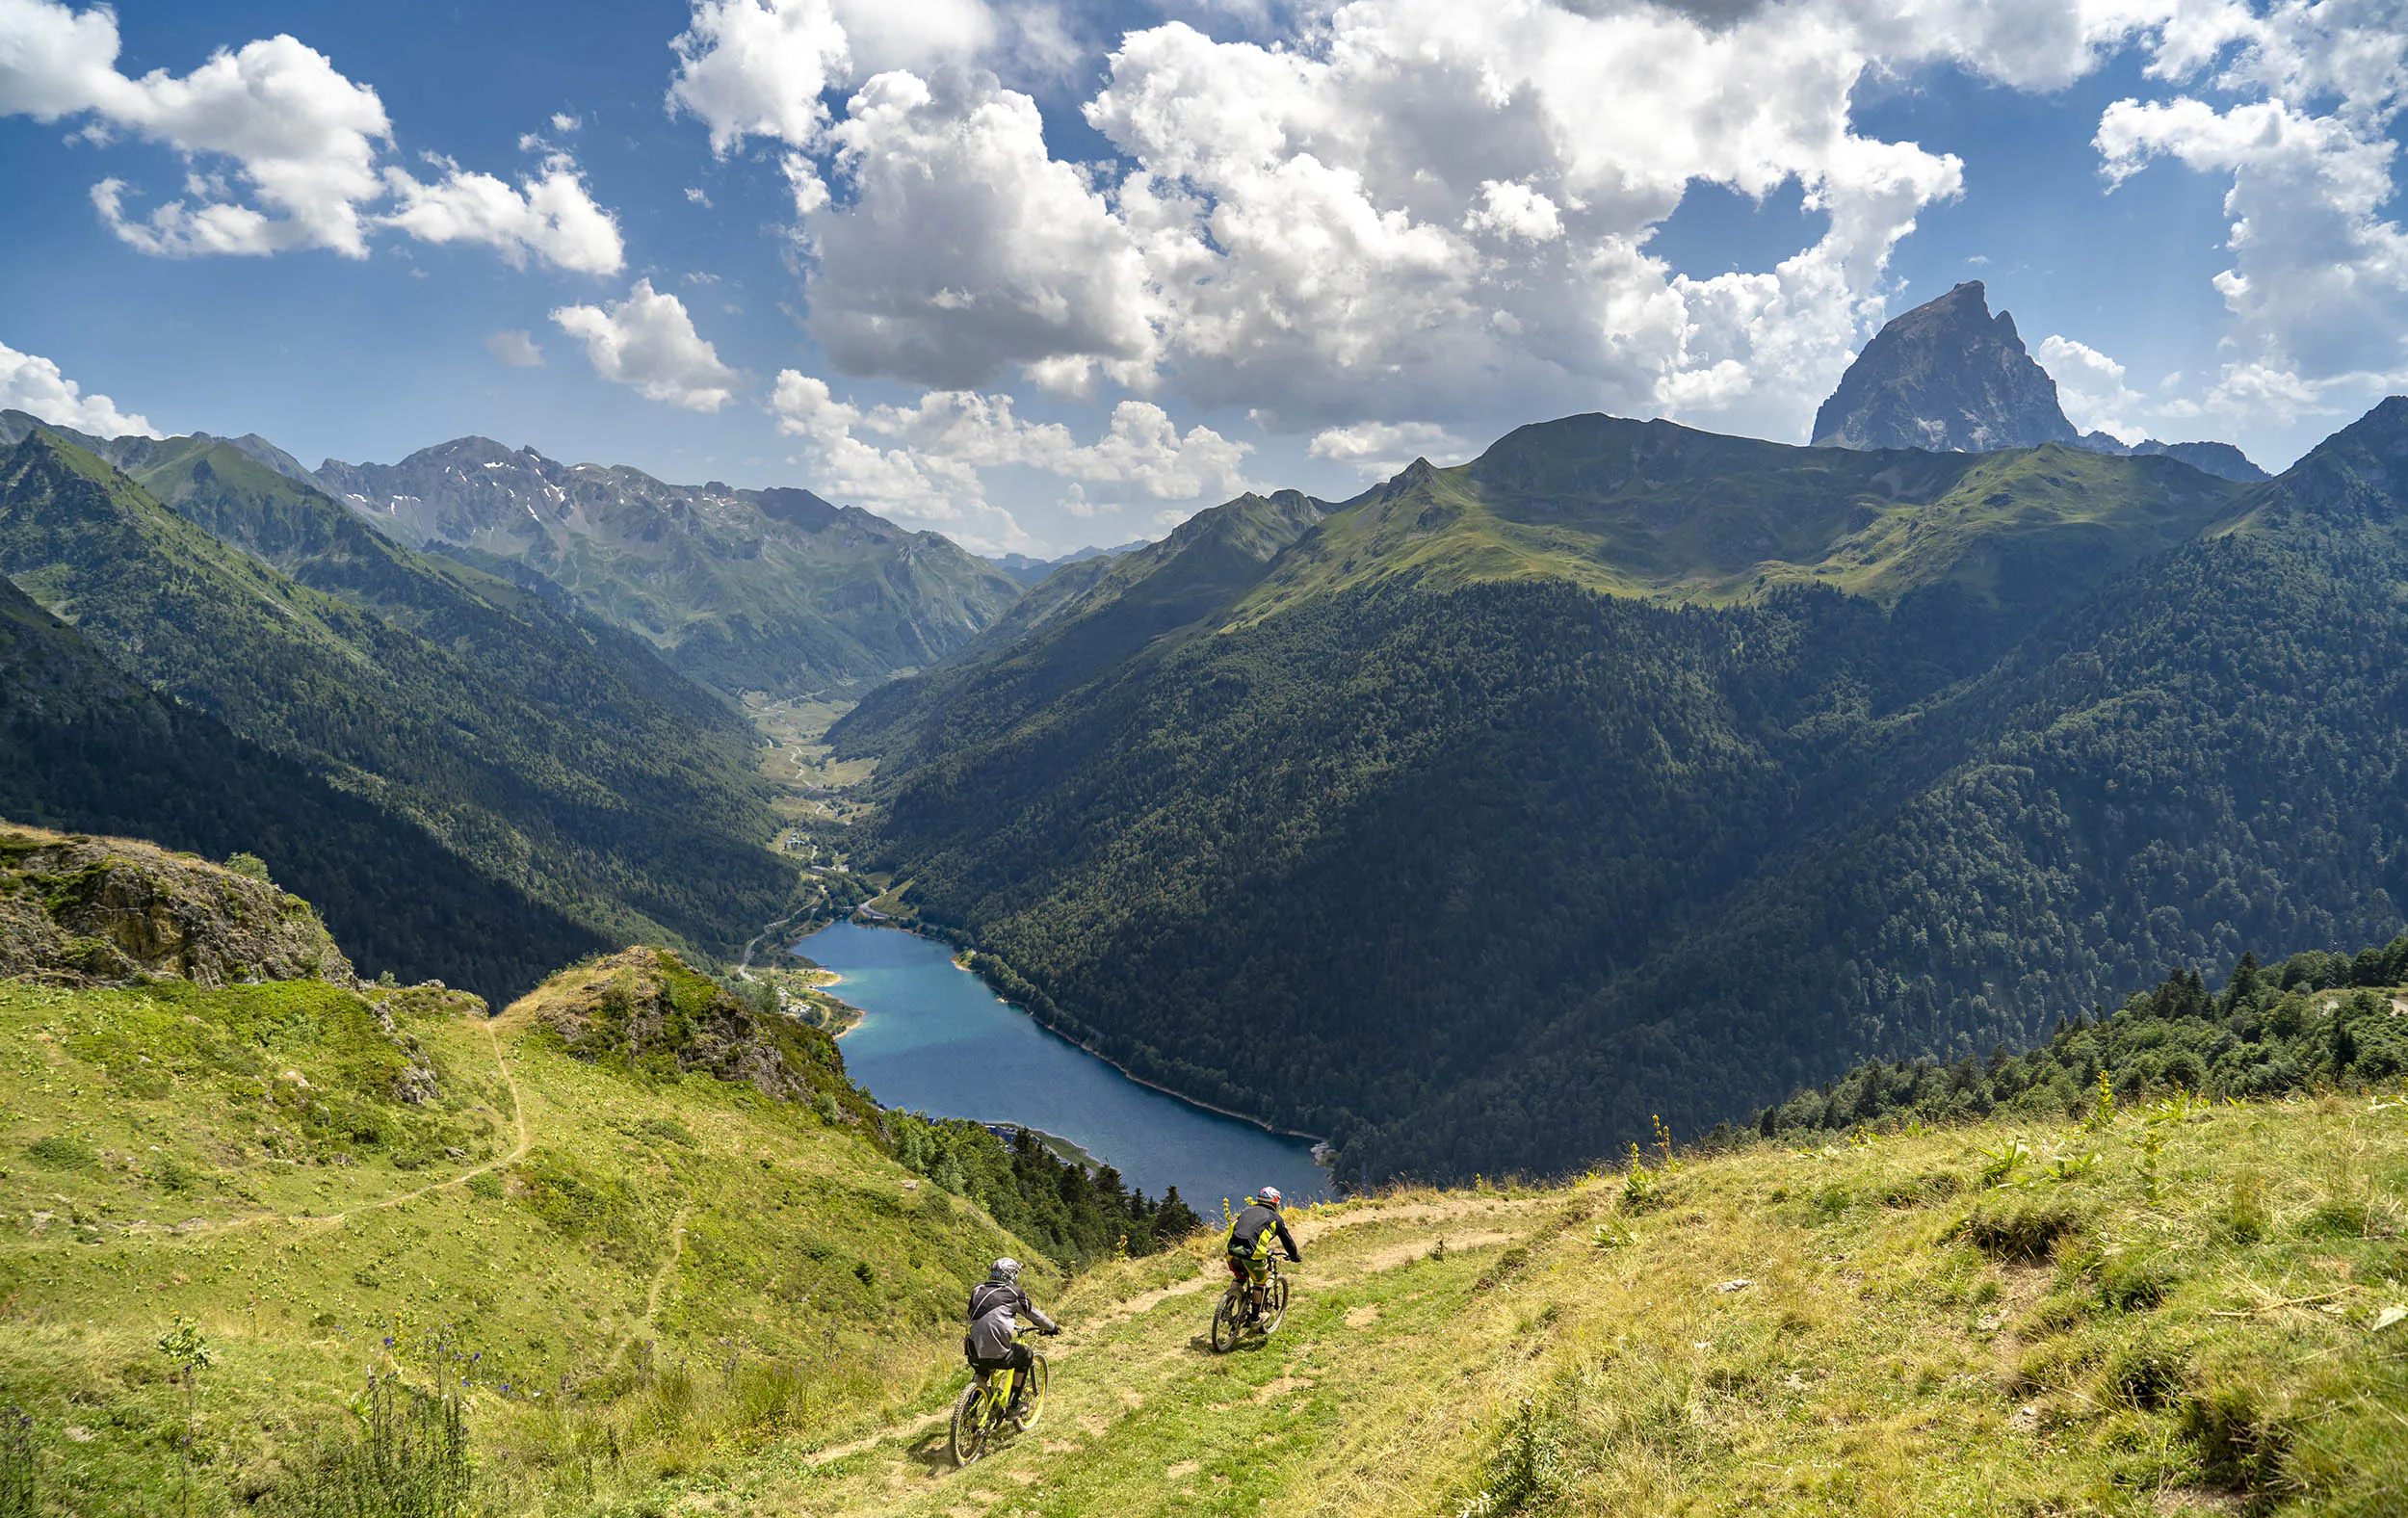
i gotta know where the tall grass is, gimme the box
[282,1374,470,1518]
[471,1338,915,1513]
[0,1407,33,1518]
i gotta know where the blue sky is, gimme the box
[3,0,2403,554]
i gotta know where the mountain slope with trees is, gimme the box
[0,425,790,995]
[314,436,1024,696]
[836,400,2408,1186]
[0,575,608,996]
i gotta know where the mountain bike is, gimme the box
[950,1328,1049,1467]
[1211,1255,1290,1352]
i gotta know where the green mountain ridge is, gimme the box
[1236,416,2245,621]
[834,401,2408,1186]
[313,436,1024,697]
[0,425,791,999]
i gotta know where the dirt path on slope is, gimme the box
[793,1191,1555,1474]
[609,1204,694,1369]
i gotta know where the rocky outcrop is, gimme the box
[0,823,356,988]
[1813,281,2081,453]
[510,947,863,1111]
[1812,284,2269,480]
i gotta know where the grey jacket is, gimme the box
[966,1279,1058,1361]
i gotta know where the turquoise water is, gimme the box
[795,922,1331,1209]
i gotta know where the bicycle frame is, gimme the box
[972,1327,1037,1415]
[975,1362,1018,1415]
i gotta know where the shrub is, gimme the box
[2222,1173,2270,1243]
[1960,1200,2080,1262]
[25,1135,96,1170]
[1484,1398,1565,1512]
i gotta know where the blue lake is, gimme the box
[794,921,1331,1209]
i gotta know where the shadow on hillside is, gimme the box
[903,1428,964,1478]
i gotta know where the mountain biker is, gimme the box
[1223,1187,1301,1307]
[965,1258,1060,1415]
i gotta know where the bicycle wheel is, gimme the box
[1014,1354,1049,1429]
[950,1381,990,1467]
[1262,1272,1290,1335]
[1211,1287,1243,1353]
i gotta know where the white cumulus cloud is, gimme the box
[0,338,158,436]
[694,0,2408,458]
[552,280,740,411]
[383,153,624,275]
[664,0,1009,161]
[1307,421,1468,478]
[1,0,622,271]
[809,70,1158,388]
[668,0,851,156]
[2093,0,2408,409]
[771,369,1250,541]
[743,0,2041,444]
[2035,334,2148,443]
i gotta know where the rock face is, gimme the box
[1812,281,2082,452]
[0,824,357,987]
[1811,283,2272,481]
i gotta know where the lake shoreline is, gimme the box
[931,929,1329,1146]
[792,920,1336,1203]
[808,919,1329,1147]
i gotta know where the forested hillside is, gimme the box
[315,436,1022,696]
[838,402,2408,1187]
[1762,933,2408,1138]
[0,582,605,993]
[0,425,791,997]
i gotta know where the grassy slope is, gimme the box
[2,954,2400,1514]
[736,1086,2408,1518]
[0,967,1043,1515]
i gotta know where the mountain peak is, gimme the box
[1813,281,2081,453]
[2252,394,2408,522]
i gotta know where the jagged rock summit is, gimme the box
[1812,282,2269,481]
[1812,280,2080,453]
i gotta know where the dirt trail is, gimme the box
[321,1017,534,1224]
[609,1203,693,1369]
[794,1191,1554,1473]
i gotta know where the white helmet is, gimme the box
[989,1257,1021,1282]
[1258,1187,1283,1208]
